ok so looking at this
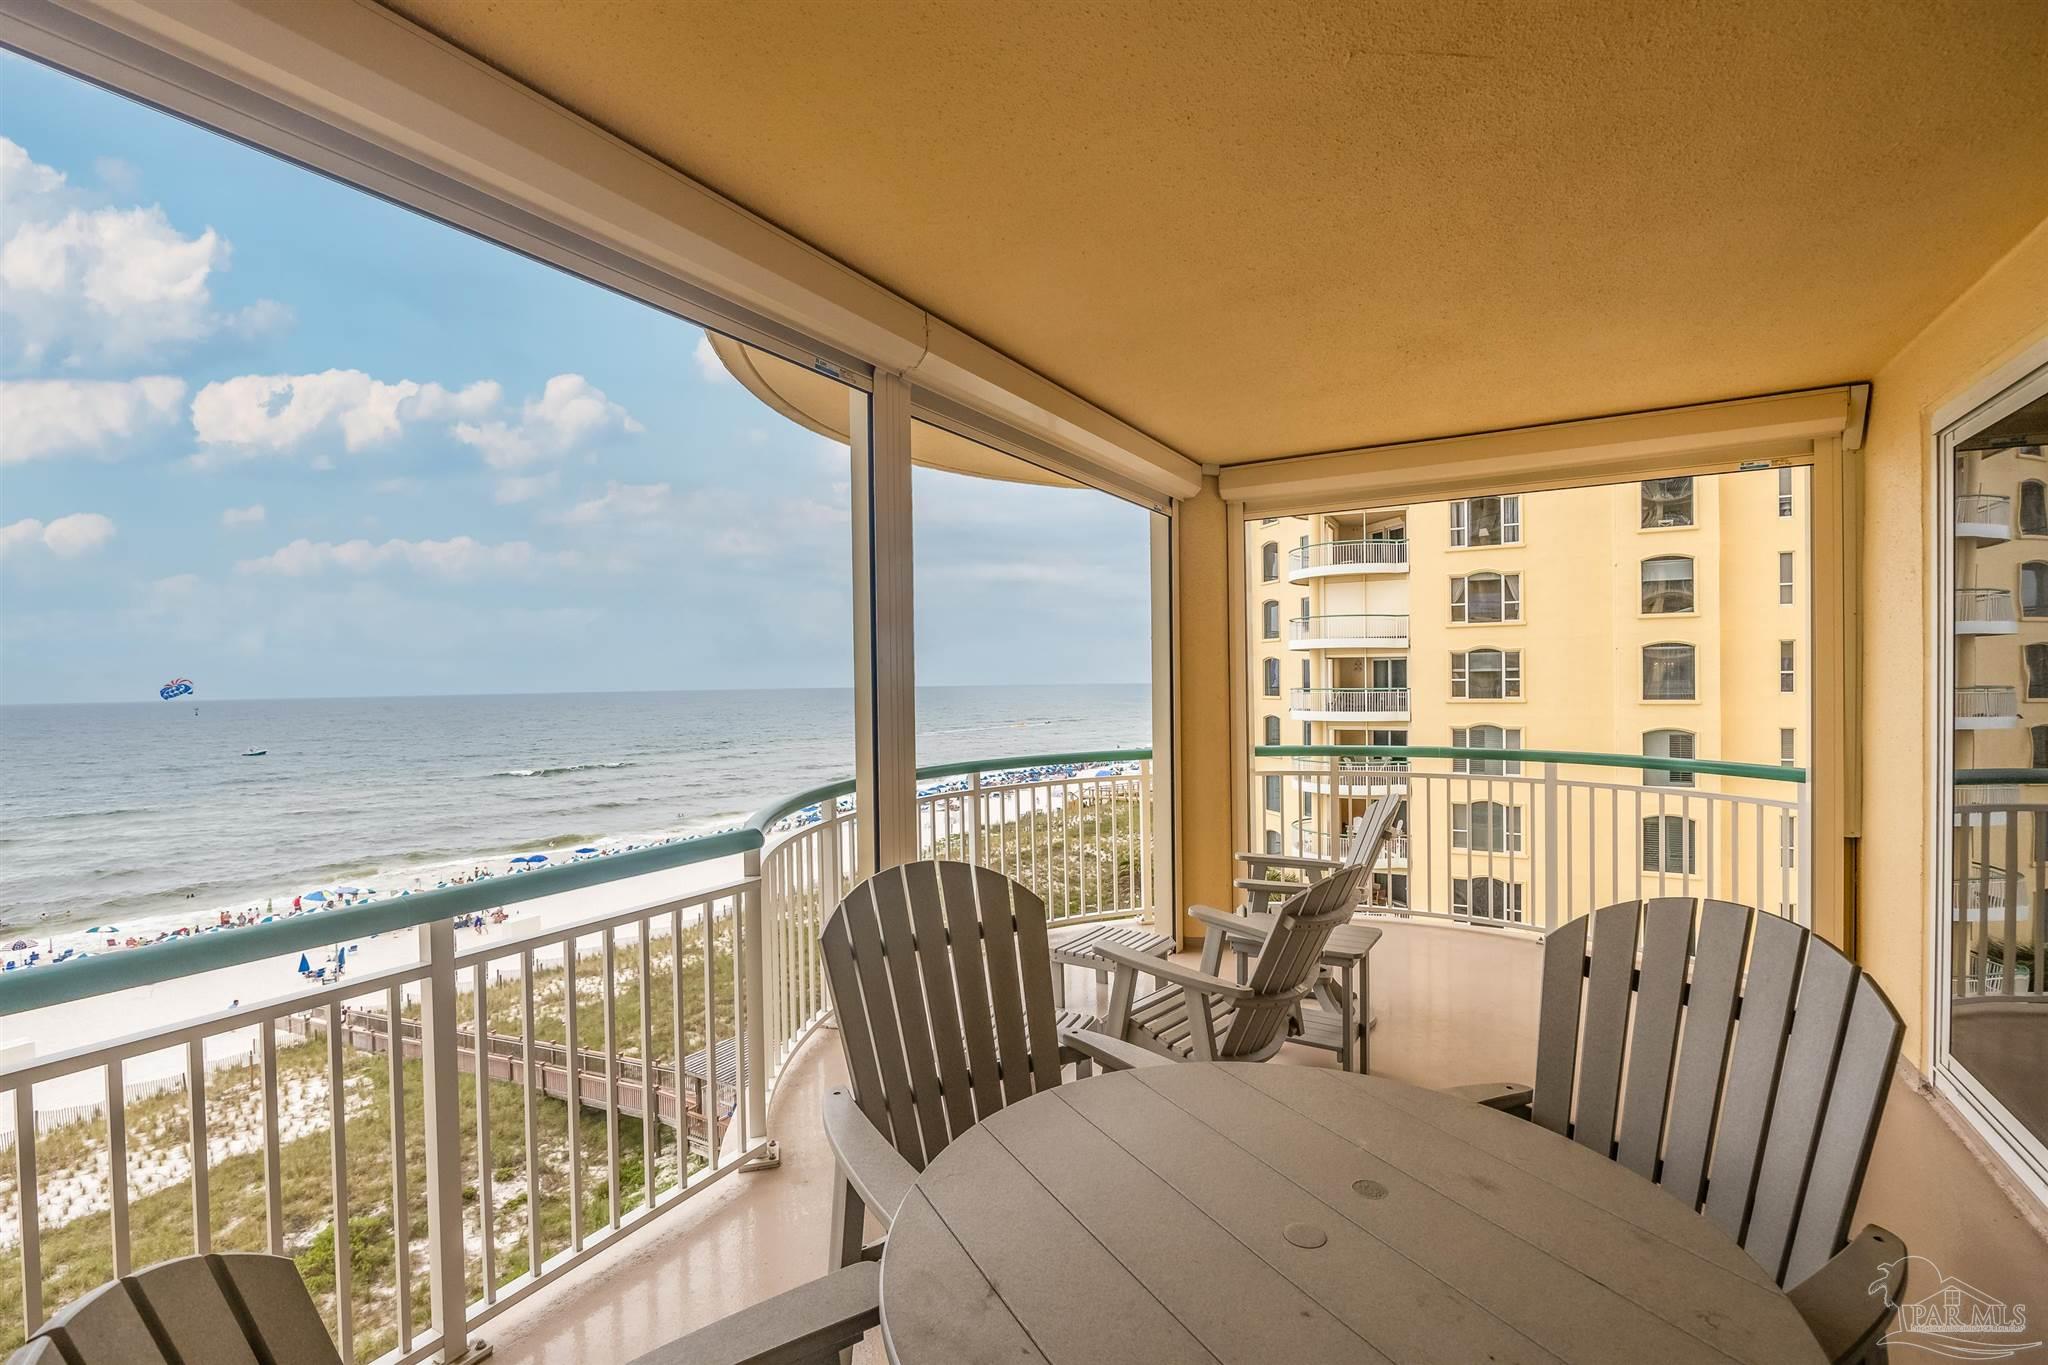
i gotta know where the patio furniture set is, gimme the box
[11,793,1907,1365]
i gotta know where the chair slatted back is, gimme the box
[1224,856,1375,1057]
[823,861,1064,1171]
[18,1252,340,1365]
[1531,899,1902,1286]
[1338,791,1404,872]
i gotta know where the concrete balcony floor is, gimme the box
[482,920,2048,1365]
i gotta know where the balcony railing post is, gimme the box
[1540,762,1561,931]
[1796,778,1814,927]
[1137,759,1152,924]
[1325,754,1343,857]
[417,916,484,1363]
[740,848,769,1145]
[966,770,983,867]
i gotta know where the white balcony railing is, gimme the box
[1955,491,2013,540]
[1955,586,2019,633]
[0,748,1150,1362]
[1285,539,1407,577]
[1287,614,1408,647]
[1950,779,2048,1001]
[1955,684,2021,728]
[1290,686,1410,715]
[1253,745,1809,931]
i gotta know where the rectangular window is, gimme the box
[1781,727,1796,766]
[1780,640,1795,693]
[1301,658,1312,689]
[1642,815,1698,874]
[1450,495,1521,548]
[1262,600,1280,639]
[1779,551,1794,605]
[1451,572,1521,624]
[1301,722,1312,745]
[1264,775,1282,813]
[1451,650,1522,700]
[1452,726,1523,775]
[1453,877,1524,922]
[1266,829,1282,855]
[1263,657,1280,698]
[1780,814,1797,870]
[1451,801,1524,852]
[1300,788,1313,817]
[1642,644,1696,700]
[1778,468,1794,517]
[1261,542,1280,582]
[1371,872,1410,909]
[1641,476,1694,528]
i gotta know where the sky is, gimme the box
[0,53,1152,705]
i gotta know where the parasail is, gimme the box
[159,678,194,701]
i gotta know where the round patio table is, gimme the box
[878,1062,1825,1365]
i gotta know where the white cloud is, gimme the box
[0,376,186,464]
[190,370,500,461]
[493,474,557,505]
[555,480,672,526]
[0,512,117,559]
[454,374,641,470]
[220,504,266,527]
[0,137,284,368]
[235,535,552,579]
[693,334,735,385]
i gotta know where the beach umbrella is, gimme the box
[574,847,598,855]
[303,890,328,902]
[337,886,363,895]
[8,939,27,951]
[297,953,311,974]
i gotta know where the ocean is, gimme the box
[0,685,1149,944]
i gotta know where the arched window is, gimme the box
[2029,644,2048,700]
[1641,477,1694,528]
[1643,728,1696,787]
[1643,643,1696,700]
[1263,657,1281,698]
[2032,725,2048,769]
[2023,563,2048,617]
[1451,571,1521,623]
[1261,541,1280,581]
[1640,556,1695,613]
[1452,724,1522,775]
[2023,481,2048,536]
[1263,715,1281,746]
[1261,599,1281,638]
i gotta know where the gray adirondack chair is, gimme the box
[625,1262,880,1365]
[6,1252,342,1365]
[1449,898,1907,1365]
[1231,789,1402,917]
[1093,847,1375,1062]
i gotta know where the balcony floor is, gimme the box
[481,919,2048,1365]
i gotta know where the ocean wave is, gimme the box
[487,761,634,778]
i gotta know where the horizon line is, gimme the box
[0,680,1153,708]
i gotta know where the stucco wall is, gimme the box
[1860,215,2048,1068]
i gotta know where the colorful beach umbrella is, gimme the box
[303,890,328,901]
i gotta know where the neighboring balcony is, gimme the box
[1956,586,2018,634]
[1955,491,2014,542]
[1290,686,1411,722]
[1955,684,2021,728]
[1285,539,1408,581]
[1287,613,1409,650]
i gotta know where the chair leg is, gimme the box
[1051,962,1067,1008]
[829,1175,867,1365]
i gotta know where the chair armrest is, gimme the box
[1094,942,1259,1001]
[1186,904,1255,937]
[1060,1027,1173,1070]
[628,1261,880,1365]
[822,1089,917,1230]
[1789,1225,1907,1365]
[1440,1082,1534,1117]
[1236,852,1341,873]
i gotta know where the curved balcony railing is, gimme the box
[1287,613,1408,645]
[0,746,1151,1361]
[1286,539,1407,575]
[1955,684,2020,726]
[1955,586,2018,631]
[1954,491,2012,538]
[1290,686,1410,715]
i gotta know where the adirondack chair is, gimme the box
[808,862,1164,1345]
[625,1263,880,1365]
[6,1252,342,1365]
[1093,849,1374,1062]
[1448,899,1908,1365]
[1231,789,1401,918]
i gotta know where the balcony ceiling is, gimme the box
[383,0,2048,465]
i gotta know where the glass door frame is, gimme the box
[1931,349,2048,1206]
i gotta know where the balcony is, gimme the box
[1956,491,2015,541]
[1284,539,1408,581]
[1956,684,2022,728]
[1286,613,1409,650]
[1956,586,2019,633]
[1289,686,1411,721]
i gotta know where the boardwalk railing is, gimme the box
[1252,745,1810,932]
[0,747,1152,1363]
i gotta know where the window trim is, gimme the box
[1450,570,1523,625]
[1451,647,1523,701]
[1642,641,1698,701]
[1448,494,1523,549]
[1640,554,1697,615]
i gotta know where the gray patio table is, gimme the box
[878,1062,1827,1365]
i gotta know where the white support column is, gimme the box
[1149,512,1178,935]
[851,374,919,875]
[418,919,486,1363]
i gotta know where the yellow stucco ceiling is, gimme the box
[383,0,2048,464]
